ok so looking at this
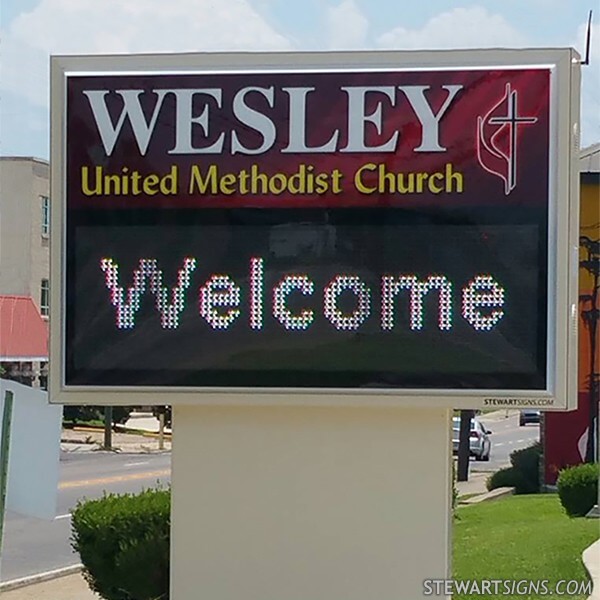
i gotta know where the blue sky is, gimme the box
[1,0,598,159]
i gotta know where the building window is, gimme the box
[41,195,50,236]
[40,279,49,317]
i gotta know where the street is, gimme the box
[1,451,171,582]
[472,412,540,473]
[0,412,539,584]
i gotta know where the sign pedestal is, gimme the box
[171,405,452,600]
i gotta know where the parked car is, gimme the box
[519,410,540,426]
[452,416,492,461]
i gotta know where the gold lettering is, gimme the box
[81,166,101,196]
[250,165,269,194]
[314,172,329,194]
[287,165,306,194]
[142,174,159,195]
[446,163,463,192]
[131,171,142,195]
[269,173,287,195]
[220,173,237,195]
[354,163,376,193]
[396,173,414,194]
[104,174,121,195]
[160,166,178,195]
[331,169,343,193]
[378,164,396,193]
[189,165,217,194]
[428,172,444,193]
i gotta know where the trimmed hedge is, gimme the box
[71,487,170,600]
[63,405,133,426]
[487,442,541,494]
[509,442,541,494]
[557,463,599,517]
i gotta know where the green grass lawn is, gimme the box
[453,495,599,600]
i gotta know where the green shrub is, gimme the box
[509,442,541,494]
[111,406,134,425]
[63,406,133,426]
[71,487,170,600]
[487,442,541,494]
[63,405,103,424]
[488,467,517,491]
[557,463,599,517]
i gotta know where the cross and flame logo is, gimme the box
[476,83,538,195]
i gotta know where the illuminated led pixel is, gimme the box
[100,257,196,329]
[199,274,241,329]
[324,275,371,330]
[381,275,452,331]
[462,275,505,330]
[100,257,506,333]
[273,275,315,330]
[250,257,264,330]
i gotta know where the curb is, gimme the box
[69,425,172,439]
[583,539,600,600]
[0,564,83,593]
[459,486,515,505]
[477,409,517,422]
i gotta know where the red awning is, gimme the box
[0,296,48,361]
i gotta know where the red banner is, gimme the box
[66,68,550,210]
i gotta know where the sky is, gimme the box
[0,0,598,159]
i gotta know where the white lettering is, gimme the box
[169,89,225,154]
[381,275,452,330]
[462,275,505,330]
[199,275,241,329]
[231,87,276,155]
[272,275,315,330]
[100,257,197,329]
[340,86,398,152]
[84,89,169,157]
[281,87,339,153]
[324,275,371,330]
[398,85,462,152]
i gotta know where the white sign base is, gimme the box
[171,405,452,599]
[0,379,61,520]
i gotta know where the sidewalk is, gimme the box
[456,470,490,497]
[477,409,518,422]
[1,572,98,600]
[61,413,171,454]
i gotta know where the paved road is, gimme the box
[1,451,171,582]
[471,412,540,473]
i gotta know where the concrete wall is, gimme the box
[0,157,50,312]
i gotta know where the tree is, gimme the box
[579,236,600,464]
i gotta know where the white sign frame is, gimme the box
[50,48,580,409]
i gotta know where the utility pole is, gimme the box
[104,406,113,450]
[457,409,473,482]
[158,406,165,451]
